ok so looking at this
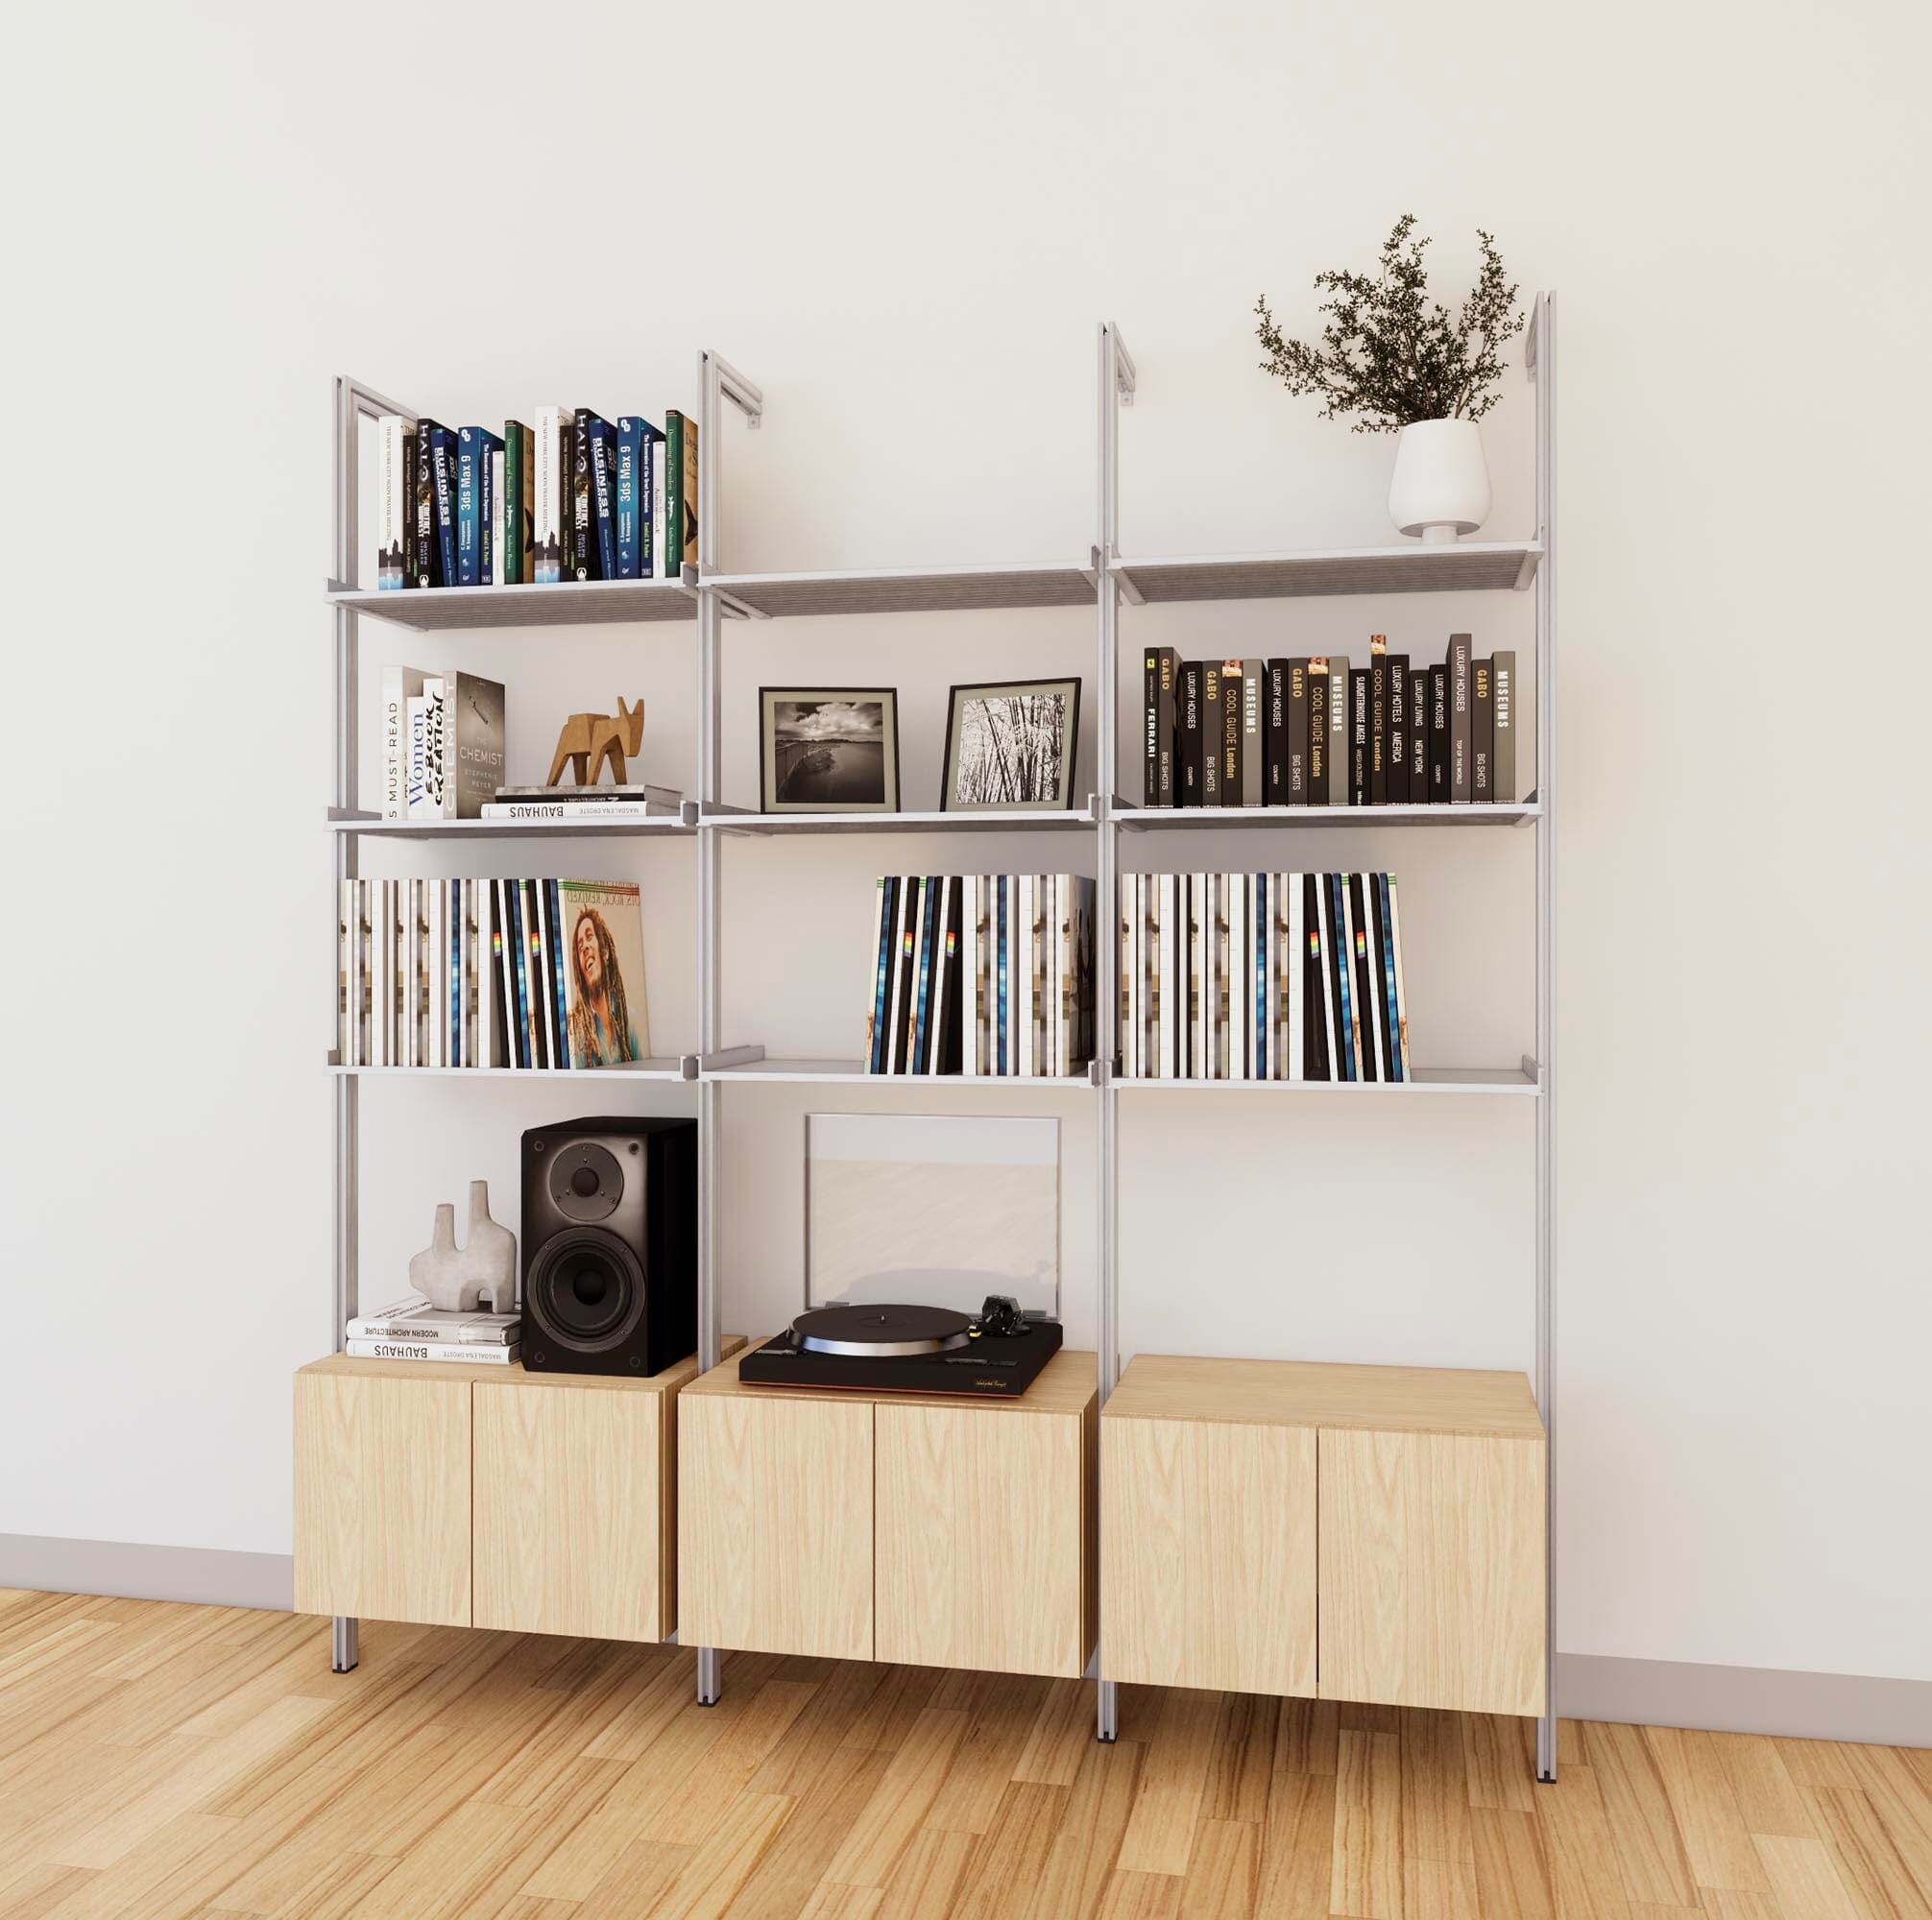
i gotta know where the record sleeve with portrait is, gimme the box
[557,879,651,1066]
[941,677,1081,811]
[760,686,901,812]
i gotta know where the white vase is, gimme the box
[1388,418,1491,544]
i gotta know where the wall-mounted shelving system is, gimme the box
[325,294,1557,1775]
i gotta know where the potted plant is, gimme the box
[1256,215,1524,543]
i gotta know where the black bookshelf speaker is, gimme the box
[519,1116,697,1378]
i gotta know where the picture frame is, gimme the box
[940,677,1082,812]
[759,686,902,813]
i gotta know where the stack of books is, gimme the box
[375,409,697,589]
[1120,871,1413,1083]
[346,1295,520,1364]
[378,667,506,820]
[1143,637,1518,806]
[864,875,1097,1077]
[336,877,649,1069]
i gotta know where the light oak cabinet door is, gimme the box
[1317,1428,1546,1716]
[293,1366,471,1627]
[679,1390,874,1660]
[875,1400,1094,1679]
[1101,1412,1316,1697]
[472,1380,668,1643]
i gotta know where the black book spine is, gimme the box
[1157,648,1178,806]
[1303,873,1328,1078]
[1306,661,1328,804]
[1409,669,1429,799]
[1285,659,1309,804]
[1472,656,1494,801]
[1429,663,1451,803]
[1265,660,1289,805]
[1144,649,1159,807]
[1179,661,1203,805]
[1220,660,1243,805]
[1491,651,1517,803]
[1368,641,1388,805]
[1200,662,1222,805]
[1347,873,1380,1081]
[570,410,596,580]
[401,428,418,589]
[413,419,443,588]
[1386,653,1410,804]
[1349,669,1369,805]
[1448,633,1473,803]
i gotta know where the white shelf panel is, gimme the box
[327,812,694,840]
[706,807,1095,836]
[703,561,1095,618]
[1120,801,1539,830]
[1117,1066,1538,1095]
[326,577,696,631]
[327,1058,690,1081]
[1112,540,1539,604]
[706,1057,1093,1088]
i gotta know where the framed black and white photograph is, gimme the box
[940,677,1082,812]
[759,687,902,813]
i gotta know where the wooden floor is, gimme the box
[1,1593,1926,1919]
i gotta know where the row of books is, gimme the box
[374,408,698,588]
[346,1295,520,1364]
[335,877,650,1069]
[1143,638,1518,807]
[377,667,506,819]
[1122,871,1413,1082]
[864,875,1098,1077]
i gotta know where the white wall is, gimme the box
[9,0,1926,1688]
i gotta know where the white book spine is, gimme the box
[534,405,569,580]
[430,677,454,819]
[650,436,669,578]
[1230,874,1247,1081]
[401,878,418,1068]
[1261,875,1275,1081]
[354,880,369,1067]
[1388,875,1413,1079]
[958,876,978,1076]
[346,1319,519,1345]
[1187,875,1202,1080]
[1362,876,1388,1082]
[462,879,476,1068]
[884,876,911,1072]
[376,415,407,588]
[490,447,506,587]
[346,1340,521,1365]
[436,880,451,1068]
[1288,873,1305,1083]
[863,875,888,1069]
[1017,876,1034,1078]
[1125,876,1140,1080]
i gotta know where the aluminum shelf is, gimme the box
[1117,1066,1538,1095]
[705,1057,1093,1088]
[702,560,1096,618]
[1120,801,1539,830]
[326,1057,690,1080]
[1111,540,1539,604]
[704,807,1095,836]
[326,577,697,631]
[327,811,694,840]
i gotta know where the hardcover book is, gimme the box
[427,426,460,588]
[1284,659,1309,804]
[664,409,699,575]
[1179,661,1204,804]
[1386,651,1411,804]
[1429,663,1451,802]
[557,879,650,1065]
[570,409,614,581]
[1447,633,1473,803]
[412,419,446,588]
[1491,651,1517,803]
[1145,645,1180,806]
[1472,655,1494,800]
[1409,668,1429,797]
[380,665,429,820]
[1326,655,1351,804]
[1306,659,1329,804]
[1200,662,1222,805]
[587,416,619,581]
[1266,660,1288,805]
[501,420,533,584]
[1220,660,1244,804]
[377,415,412,588]
[533,405,571,583]
[455,427,503,587]
[1349,669,1370,806]
[1241,660,1265,806]
[1368,637,1389,806]
[616,418,665,580]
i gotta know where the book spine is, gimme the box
[663,412,685,577]
[377,416,408,588]
[570,410,594,580]
[346,1318,519,1344]
[865,876,894,1073]
[533,406,567,583]
[616,420,640,580]
[912,876,939,1073]
[345,1340,521,1364]
[546,879,569,1067]
[479,437,497,586]
[1305,660,1327,805]
[1156,648,1178,805]
[1326,656,1351,803]
[1179,662,1203,805]
[502,421,530,584]
[1471,655,1494,801]
[1349,874,1382,1081]
[1368,638,1388,805]
[1265,661,1287,805]
[1287,872,1304,1082]
[1242,660,1265,806]
[1386,653,1411,804]
[930,877,958,1073]
[1284,660,1308,804]
[645,425,665,577]
[1311,874,1334,1081]
[1220,660,1244,804]
[1448,634,1473,803]
[1388,874,1413,1078]
[1429,663,1450,801]
[679,411,699,571]
[489,449,505,587]
[455,429,479,587]
[428,428,458,587]
[1328,875,1353,1080]
[1200,663,1222,805]
[1375,874,1403,1082]
[1491,651,1517,803]
[1349,669,1369,805]
[590,419,618,581]
[1409,669,1429,799]
[412,420,444,587]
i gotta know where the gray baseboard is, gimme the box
[1559,1652,1932,1748]
[0,1534,293,1613]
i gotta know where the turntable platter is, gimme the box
[793,1303,972,1357]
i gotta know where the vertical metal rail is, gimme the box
[694,349,762,1708]
[1530,293,1558,1782]
[1094,323,1134,1743]
[326,372,414,1676]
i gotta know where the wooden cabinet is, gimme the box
[294,1359,472,1628]
[680,1346,1097,1677]
[1100,1355,1545,1717]
[294,1344,735,1640]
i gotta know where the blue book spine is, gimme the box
[638,423,664,576]
[912,877,939,1071]
[474,429,503,584]
[589,419,618,582]
[1377,874,1403,1081]
[506,880,531,1068]
[1329,874,1354,1081]
[456,430,480,586]
[547,880,570,1063]
[616,420,640,579]
[869,877,897,1073]
[429,428,459,588]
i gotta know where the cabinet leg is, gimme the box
[1536,1711,1557,1783]
[1097,1678,1118,1743]
[696,1645,722,1707]
[330,1617,359,1674]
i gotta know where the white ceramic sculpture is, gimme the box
[409,1181,518,1311]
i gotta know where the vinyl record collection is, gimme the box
[374,407,697,589]
[1120,872,1413,1083]
[335,878,650,1070]
[864,875,1097,1077]
[1144,636,1518,807]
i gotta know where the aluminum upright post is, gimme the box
[1094,323,1134,1744]
[1530,293,1558,1783]
[694,349,762,1708]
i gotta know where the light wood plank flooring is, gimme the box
[1,1589,1926,1918]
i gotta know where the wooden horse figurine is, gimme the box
[546,696,645,785]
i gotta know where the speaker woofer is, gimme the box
[525,1227,647,1353]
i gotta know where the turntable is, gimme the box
[739,1294,1064,1398]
